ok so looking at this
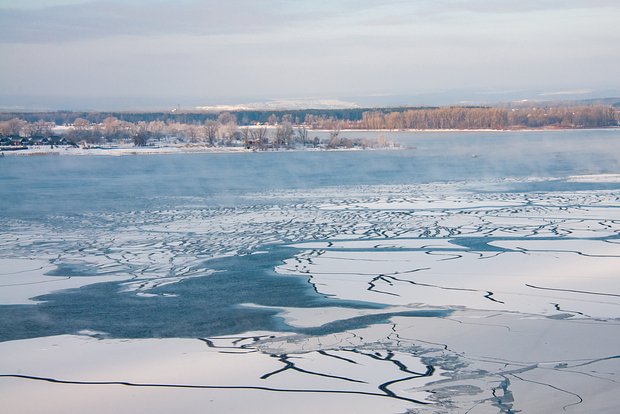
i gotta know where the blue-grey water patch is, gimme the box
[0,245,450,342]
[1,129,619,342]
[45,262,117,277]
[1,130,619,219]
[1,130,619,413]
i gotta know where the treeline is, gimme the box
[0,111,220,125]
[355,106,618,129]
[2,104,617,150]
[1,105,618,132]
[0,115,391,150]
[0,107,432,125]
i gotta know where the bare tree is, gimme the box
[73,118,90,130]
[241,127,252,148]
[101,117,121,141]
[267,114,278,125]
[204,120,219,146]
[217,112,236,125]
[29,120,54,137]
[66,118,98,143]
[147,120,166,141]
[217,112,238,145]
[295,126,309,146]
[187,126,198,143]
[275,121,294,148]
[328,126,341,148]
[250,127,269,150]
[132,121,149,146]
[0,118,27,136]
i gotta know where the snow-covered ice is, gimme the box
[1,180,620,413]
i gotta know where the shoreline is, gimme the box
[0,145,402,157]
[317,126,620,133]
[2,127,618,157]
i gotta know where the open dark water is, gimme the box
[0,244,450,342]
[1,130,619,341]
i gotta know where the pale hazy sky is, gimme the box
[1,0,619,109]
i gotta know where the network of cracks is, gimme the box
[1,181,619,413]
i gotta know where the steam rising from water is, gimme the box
[1,129,619,218]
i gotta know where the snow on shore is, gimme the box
[1,145,251,157]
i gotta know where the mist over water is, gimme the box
[1,129,619,218]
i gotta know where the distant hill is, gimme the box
[501,97,620,108]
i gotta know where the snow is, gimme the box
[2,179,620,412]
[0,259,128,305]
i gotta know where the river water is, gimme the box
[1,129,620,412]
[2,129,619,218]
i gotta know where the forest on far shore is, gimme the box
[1,103,618,130]
[1,103,618,149]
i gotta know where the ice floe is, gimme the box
[1,179,620,413]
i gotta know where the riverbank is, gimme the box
[0,144,399,157]
[1,145,250,157]
[317,126,620,133]
[2,127,618,157]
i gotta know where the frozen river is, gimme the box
[1,129,620,413]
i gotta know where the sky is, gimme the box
[1,0,619,110]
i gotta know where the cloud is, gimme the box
[1,0,618,108]
[0,0,326,43]
[0,0,95,9]
[2,0,618,44]
[396,0,620,16]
